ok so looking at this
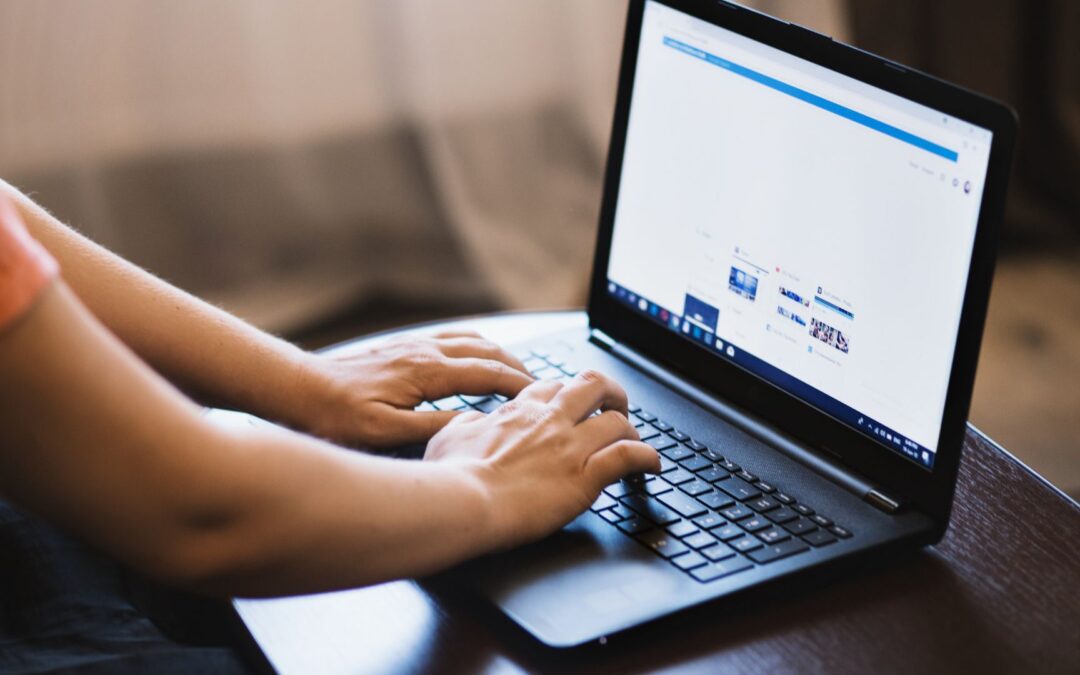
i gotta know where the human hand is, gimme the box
[296,330,534,447]
[424,370,660,548]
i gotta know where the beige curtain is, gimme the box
[0,0,848,331]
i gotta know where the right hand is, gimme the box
[424,370,660,549]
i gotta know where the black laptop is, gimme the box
[439,0,1016,648]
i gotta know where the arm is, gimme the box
[0,279,659,597]
[0,179,531,446]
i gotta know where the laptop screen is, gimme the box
[605,1,994,470]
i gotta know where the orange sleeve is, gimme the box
[0,195,59,332]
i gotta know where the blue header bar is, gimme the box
[663,37,959,163]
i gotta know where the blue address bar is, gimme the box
[663,37,959,163]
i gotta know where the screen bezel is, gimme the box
[587,0,1016,520]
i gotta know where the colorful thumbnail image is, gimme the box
[778,286,810,307]
[777,305,807,327]
[809,317,850,354]
[728,266,759,301]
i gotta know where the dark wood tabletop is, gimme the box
[231,312,1080,675]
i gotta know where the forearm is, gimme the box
[0,282,499,596]
[0,179,322,426]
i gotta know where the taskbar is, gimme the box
[606,280,935,470]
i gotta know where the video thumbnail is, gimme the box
[810,317,850,354]
[728,266,759,302]
[778,286,810,307]
[777,305,807,327]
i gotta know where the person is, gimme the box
[0,178,659,600]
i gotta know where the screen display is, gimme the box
[606,1,994,469]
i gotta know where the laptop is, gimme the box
[437,0,1017,648]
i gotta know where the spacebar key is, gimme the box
[657,490,708,518]
[621,495,682,525]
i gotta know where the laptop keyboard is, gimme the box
[420,349,854,584]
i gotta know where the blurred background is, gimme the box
[0,0,1076,497]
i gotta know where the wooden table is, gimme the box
[231,311,1080,674]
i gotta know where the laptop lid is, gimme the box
[587,0,1016,520]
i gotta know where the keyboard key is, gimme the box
[603,481,633,498]
[646,435,677,452]
[729,536,764,553]
[670,430,690,443]
[611,505,635,520]
[655,456,678,474]
[635,529,690,559]
[739,515,771,533]
[757,527,791,544]
[829,525,853,539]
[766,507,799,524]
[628,403,641,414]
[663,469,695,486]
[638,427,661,442]
[802,529,838,547]
[686,440,706,452]
[636,410,658,423]
[431,396,462,410]
[714,524,744,541]
[667,520,699,538]
[415,401,438,412]
[697,467,729,483]
[621,495,682,525]
[683,531,718,549]
[735,469,758,482]
[679,455,711,472]
[643,480,673,496]
[784,517,818,535]
[774,492,795,505]
[703,448,724,462]
[698,491,735,510]
[460,395,491,406]
[599,509,624,524]
[701,542,737,561]
[633,419,646,429]
[810,514,833,528]
[680,479,713,497]
[691,557,753,582]
[747,538,809,564]
[652,419,674,433]
[793,504,814,516]
[755,481,776,494]
[692,513,725,530]
[718,458,740,472]
[662,445,694,461]
[591,494,617,511]
[720,504,754,521]
[717,477,761,501]
[748,496,781,513]
[657,490,708,518]
[672,551,708,571]
[616,517,651,534]
[473,398,502,413]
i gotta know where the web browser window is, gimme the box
[606,1,994,469]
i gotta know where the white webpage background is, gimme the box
[607,2,992,452]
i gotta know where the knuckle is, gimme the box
[577,369,604,384]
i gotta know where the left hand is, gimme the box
[295,330,534,447]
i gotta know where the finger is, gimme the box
[550,369,629,423]
[583,440,661,488]
[431,330,483,339]
[514,379,564,404]
[574,409,640,450]
[430,357,533,399]
[378,408,477,446]
[435,337,531,376]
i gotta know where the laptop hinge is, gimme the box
[589,329,897,508]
